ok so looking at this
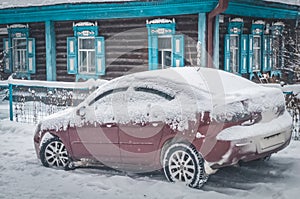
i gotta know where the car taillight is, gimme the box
[241,112,262,126]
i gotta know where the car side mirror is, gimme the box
[76,106,86,117]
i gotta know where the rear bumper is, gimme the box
[206,111,292,169]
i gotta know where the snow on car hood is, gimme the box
[39,67,286,132]
[39,107,79,132]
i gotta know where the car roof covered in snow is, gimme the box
[39,67,286,131]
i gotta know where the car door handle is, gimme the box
[106,124,113,128]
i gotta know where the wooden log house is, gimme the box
[0,0,299,82]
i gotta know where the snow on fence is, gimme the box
[0,80,8,101]
[0,77,107,124]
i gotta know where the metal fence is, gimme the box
[0,77,106,124]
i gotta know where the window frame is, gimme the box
[270,23,284,73]
[224,19,245,74]
[67,22,105,81]
[78,37,96,74]
[2,25,36,78]
[158,35,172,69]
[12,37,27,73]
[252,35,262,72]
[146,19,184,70]
[249,22,265,78]
[229,34,240,73]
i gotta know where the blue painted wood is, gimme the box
[27,38,36,74]
[271,70,282,78]
[198,13,206,67]
[95,36,105,75]
[240,34,248,74]
[67,37,77,74]
[213,15,219,69]
[248,34,254,73]
[9,84,13,121]
[225,2,299,19]
[8,27,29,38]
[146,23,176,36]
[0,0,298,24]
[224,34,230,72]
[172,34,184,67]
[2,38,11,73]
[262,35,270,72]
[73,25,98,37]
[148,36,158,70]
[45,21,56,81]
[228,21,244,34]
[0,1,217,24]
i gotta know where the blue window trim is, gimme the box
[270,23,284,78]
[249,23,264,80]
[3,25,36,79]
[146,19,184,70]
[224,20,245,74]
[67,23,106,81]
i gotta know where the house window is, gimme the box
[12,38,27,72]
[253,35,261,71]
[67,22,105,81]
[158,37,172,69]
[230,35,239,73]
[78,38,96,74]
[2,24,36,78]
[272,36,281,69]
[146,18,184,70]
[271,22,285,71]
[224,19,247,74]
[249,21,265,76]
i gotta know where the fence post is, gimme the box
[9,83,13,121]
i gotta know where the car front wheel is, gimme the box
[40,137,70,169]
[163,143,207,188]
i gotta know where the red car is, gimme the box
[34,67,292,188]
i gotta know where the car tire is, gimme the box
[40,137,70,169]
[162,143,207,188]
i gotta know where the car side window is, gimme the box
[89,87,128,106]
[134,87,175,101]
[88,87,129,124]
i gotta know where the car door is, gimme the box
[69,88,128,165]
[119,86,174,169]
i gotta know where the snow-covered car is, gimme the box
[34,67,292,188]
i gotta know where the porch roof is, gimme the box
[0,0,299,24]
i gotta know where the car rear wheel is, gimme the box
[163,143,207,188]
[40,137,70,169]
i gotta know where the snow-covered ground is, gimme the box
[0,100,8,120]
[0,101,300,199]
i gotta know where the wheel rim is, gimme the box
[168,150,195,183]
[44,141,69,167]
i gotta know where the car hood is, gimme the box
[39,107,78,131]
